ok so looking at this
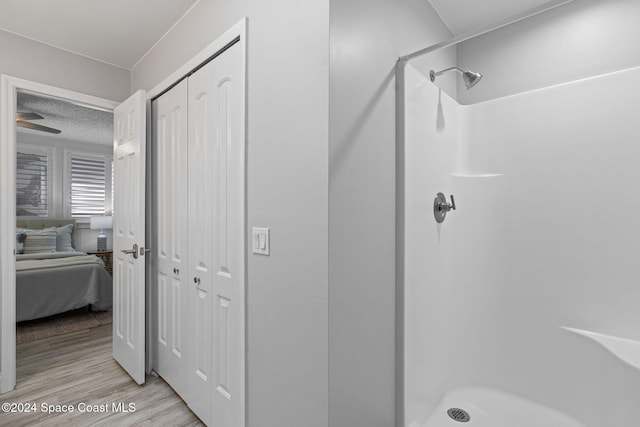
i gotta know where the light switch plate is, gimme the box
[252,227,270,255]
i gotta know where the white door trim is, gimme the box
[0,75,118,393]
[148,18,247,100]
[146,17,247,425]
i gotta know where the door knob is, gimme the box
[193,277,201,284]
[121,243,139,259]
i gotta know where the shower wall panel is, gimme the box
[456,0,640,105]
[403,65,640,426]
[402,62,462,425]
[462,67,640,425]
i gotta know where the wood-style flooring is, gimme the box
[2,323,204,426]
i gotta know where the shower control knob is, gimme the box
[448,195,456,211]
[434,193,456,223]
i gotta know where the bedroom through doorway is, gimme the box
[13,89,116,386]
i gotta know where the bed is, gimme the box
[16,218,113,322]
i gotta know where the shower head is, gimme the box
[430,67,483,90]
[461,70,483,89]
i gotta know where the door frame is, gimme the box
[1,17,248,404]
[0,75,118,393]
[146,16,248,423]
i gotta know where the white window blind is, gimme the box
[16,150,49,217]
[69,154,109,217]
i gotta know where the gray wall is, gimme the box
[328,0,451,425]
[457,0,640,104]
[0,30,129,101]
[131,1,329,426]
[1,0,454,423]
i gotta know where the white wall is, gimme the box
[402,63,463,426]
[457,0,640,104]
[0,30,129,102]
[131,1,329,425]
[328,1,452,425]
[133,2,453,425]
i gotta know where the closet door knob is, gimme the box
[173,267,179,274]
[193,277,200,284]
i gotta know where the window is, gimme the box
[16,148,50,217]
[15,142,113,219]
[66,152,113,217]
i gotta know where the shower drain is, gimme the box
[447,408,470,423]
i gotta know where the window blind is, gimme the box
[16,151,49,217]
[69,155,107,217]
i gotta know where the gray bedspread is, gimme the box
[16,253,113,322]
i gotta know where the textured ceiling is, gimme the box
[0,0,198,69]
[17,91,113,145]
[428,0,569,34]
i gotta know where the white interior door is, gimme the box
[209,41,244,427]
[154,79,189,397]
[113,89,147,385]
[187,56,215,425]
[188,41,244,426]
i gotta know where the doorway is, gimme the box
[1,18,247,426]
[0,76,119,393]
[14,89,115,376]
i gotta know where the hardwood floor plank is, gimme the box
[2,323,204,426]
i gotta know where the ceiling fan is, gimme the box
[16,112,61,134]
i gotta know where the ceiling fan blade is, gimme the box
[16,112,45,121]
[17,121,62,134]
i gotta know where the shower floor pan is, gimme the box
[423,387,584,427]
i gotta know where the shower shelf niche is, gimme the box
[563,327,640,371]
[448,173,504,178]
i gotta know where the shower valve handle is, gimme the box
[439,194,456,212]
[434,193,456,223]
[446,194,456,211]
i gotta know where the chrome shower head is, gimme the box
[461,70,482,89]
[430,67,483,90]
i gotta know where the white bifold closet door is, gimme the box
[154,40,244,427]
[154,78,189,399]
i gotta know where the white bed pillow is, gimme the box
[44,224,75,252]
[22,230,58,254]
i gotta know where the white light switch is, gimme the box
[252,227,270,255]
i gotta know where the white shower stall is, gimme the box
[399,3,640,426]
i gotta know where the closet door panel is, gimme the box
[209,41,244,427]
[187,61,216,426]
[154,79,189,400]
[187,40,244,426]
